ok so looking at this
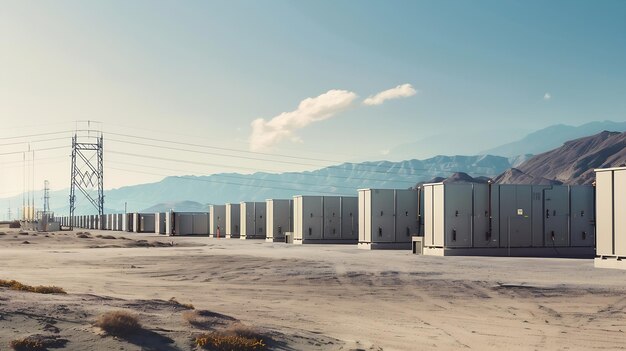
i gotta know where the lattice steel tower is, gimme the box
[69,121,104,229]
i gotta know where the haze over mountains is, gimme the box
[482,120,626,157]
[1,121,624,216]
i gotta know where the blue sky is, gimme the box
[0,0,625,195]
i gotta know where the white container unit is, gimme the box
[173,212,209,235]
[240,202,266,239]
[422,183,595,257]
[358,189,419,249]
[293,195,358,244]
[116,214,123,231]
[266,199,293,242]
[225,203,241,238]
[595,167,626,269]
[155,212,167,234]
[209,205,226,238]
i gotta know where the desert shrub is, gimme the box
[18,231,28,235]
[0,279,66,294]
[195,330,266,351]
[0,232,6,235]
[76,232,91,238]
[169,297,194,310]
[100,235,116,240]
[95,311,142,336]
[10,337,45,351]
[9,334,67,350]
[9,221,20,228]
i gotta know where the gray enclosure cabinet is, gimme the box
[266,199,293,242]
[293,195,358,244]
[173,212,209,235]
[595,167,626,269]
[358,189,419,249]
[134,213,156,233]
[225,203,241,238]
[209,205,226,237]
[240,202,266,239]
[422,183,595,257]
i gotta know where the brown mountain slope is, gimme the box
[494,131,626,185]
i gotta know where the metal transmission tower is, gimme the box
[69,122,104,229]
[43,180,50,214]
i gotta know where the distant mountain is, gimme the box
[386,127,531,161]
[494,131,626,185]
[483,120,626,157]
[0,154,515,216]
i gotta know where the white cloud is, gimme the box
[363,83,417,106]
[249,89,358,151]
[544,92,551,100]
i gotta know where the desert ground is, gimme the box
[1,226,626,350]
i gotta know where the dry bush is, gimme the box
[100,235,116,240]
[10,338,45,351]
[195,330,266,351]
[9,221,20,228]
[0,279,66,294]
[169,297,194,310]
[95,310,142,336]
[76,232,91,238]
[21,241,30,245]
[9,334,67,351]
[18,231,28,235]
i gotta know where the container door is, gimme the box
[340,197,358,240]
[473,184,496,248]
[300,197,321,240]
[323,197,341,239]
[570,186,595,247]
[444,184,472,248]
[543,186,570,247]
[395,190,419,243]
[256,203,266,237]
[500,185,532,247]
[371,190,395,243]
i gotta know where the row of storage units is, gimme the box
[57,182,603,260]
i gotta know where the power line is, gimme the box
[0,145,69,156]
[0,136,71,147]
[103,122,362,159]
[0,130,73,141]
[104,133,501,177]
[105,150,419,184]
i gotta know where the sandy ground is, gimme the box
[1,227,626,350]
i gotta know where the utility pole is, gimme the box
[69,121,104,230]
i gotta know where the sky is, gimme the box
[0,0,625,208]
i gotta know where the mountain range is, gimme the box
[494,131,626,185]
[1,121,625,217]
